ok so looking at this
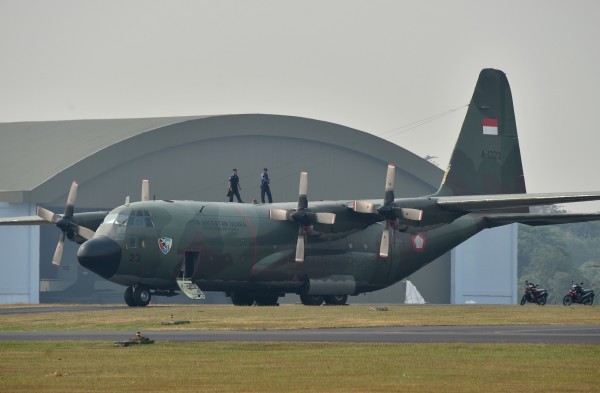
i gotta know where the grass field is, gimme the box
[1,341,599,392]
[1,304,599,392]
[1,303,599,331]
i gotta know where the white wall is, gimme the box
[0,203,39,304]
[451,224,517,304]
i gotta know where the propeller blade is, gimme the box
[315,212,336,225]
[400,208,423,221]
[141,179,150,201]
[52,232,65,266]
[352,200,377,214]
[298,171,308,210]
[37,206,60,223]
[383,164,395,205]
[295,226,305,263]
[64,181,78,218]
[74,225,95,240]
[269,209,290,221]
[379,225,390,258]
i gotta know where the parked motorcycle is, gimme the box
[520,280,548,306]
[563,282,595,306]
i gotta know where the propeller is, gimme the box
[352,164,423,258]
[36,181,95,266]
[269,171,336,262]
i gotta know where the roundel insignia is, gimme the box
[411,233,426,253]
[158,237,173,255]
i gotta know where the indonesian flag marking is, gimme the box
[482,118,498,135]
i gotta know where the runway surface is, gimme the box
[1,305,598,344]
[1,325,599,344]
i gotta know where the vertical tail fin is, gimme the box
[434,69,526,197]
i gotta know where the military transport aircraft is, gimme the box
[4,68,600,307]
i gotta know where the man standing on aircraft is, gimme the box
[228,169,243,203]
[260,167,273,203]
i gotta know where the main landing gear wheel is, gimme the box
[254,295,279,306]
[324,295,348,306]
[133,286,151,307]
[230,292,255,306]
[300,294,324,306]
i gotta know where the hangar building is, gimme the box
[0,114,517,305]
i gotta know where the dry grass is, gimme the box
[0,341,598,392]
[1,305,599,392]
[1,304,599,332]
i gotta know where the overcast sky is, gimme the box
[1,1,599,211]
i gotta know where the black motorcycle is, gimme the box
[563,282,595,306]
[520,280,548,306]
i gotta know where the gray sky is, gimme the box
[1,1,599,211]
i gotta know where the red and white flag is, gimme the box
[482,118,498,135]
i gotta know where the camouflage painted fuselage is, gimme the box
[85,199,484,297]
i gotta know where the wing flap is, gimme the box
[437,192,600,212]
[483,212,600,227]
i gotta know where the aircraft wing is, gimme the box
[436,192,600,212]
[481,212,600,227]
[0,215,50,225]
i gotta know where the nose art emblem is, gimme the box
[158,237,173,255]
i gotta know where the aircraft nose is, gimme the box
[77,236,122,279]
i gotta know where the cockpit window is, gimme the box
[102,213,129,225]
[127,209,154,228]
[97,209,155,239]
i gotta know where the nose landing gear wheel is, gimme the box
[124,286,136,307]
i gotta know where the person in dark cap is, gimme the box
[227,169,243,203]
[260,167,273,203]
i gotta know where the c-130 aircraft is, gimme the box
[4,68,600,307]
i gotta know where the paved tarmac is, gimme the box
[1,325,599,344]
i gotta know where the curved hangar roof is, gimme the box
[0,114,443,208]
